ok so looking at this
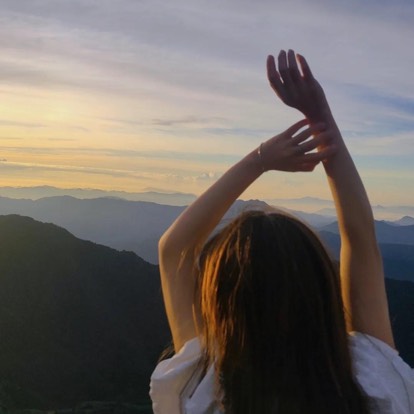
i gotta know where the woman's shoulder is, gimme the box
[348,331,400,366]
[150,337,221,414]
[151,337,202,384]
[349,332,414,414]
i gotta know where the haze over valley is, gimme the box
[1,187,414,275]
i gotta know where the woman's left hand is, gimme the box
[267,50,330,123]
[259,119,336,172]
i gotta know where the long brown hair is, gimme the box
[197,210,370,414]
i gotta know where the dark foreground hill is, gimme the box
[0,215,412,412]
[0,215,169,410]
[385,279,414,366]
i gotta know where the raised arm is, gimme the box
[159,119,333,352]
[267,49,394,348]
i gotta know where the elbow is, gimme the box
[158,230,185,265]
[158,234,176,272]
[158,232,172,261]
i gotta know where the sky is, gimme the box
[0,0,413,205]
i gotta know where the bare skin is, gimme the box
[158,48,394,354]
[159,120,334,352]
[267,49,395,348]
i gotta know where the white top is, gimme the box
[150,332,414,414]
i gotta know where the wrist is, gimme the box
[256,143,266,173]
[308,105,333,123]
[244,147,266,177]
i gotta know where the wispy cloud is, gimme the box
[202,127,275,138]
[150,116,227,127]
[98,115,229,127]
[0,119,46,128]
[0,145,238,163]
[0,159,222,187]
[0,0,413,203]
[46,137,78,142]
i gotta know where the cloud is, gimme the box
[350,131,414,157]
[150,116,227,127]
[202,127,275,138]
[0,159,184,181]
[0,144,239,164]
[194,172,221,182]
[1,0,412,123]
[46,137,78,142]
[0,136,24,141]
[340,84,414,135]
[0,0,413,203]
[0,119,46,128]
[98,115,229,128]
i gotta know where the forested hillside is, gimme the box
[0,215,169,410]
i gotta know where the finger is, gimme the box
[318,145,338,161]
[297,54,315,81]
[266,55,286,98]
[285,119,309,137]
[300,145,337,162]
[297,134,329,153]
[298,161,319,172]
[278,50,294,88]
[291,123,326,146]
[287,49,301,81]
[267,55,282,88]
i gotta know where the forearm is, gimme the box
[318,111,393,345]
[159,149,262,264]
[320,112,376,244]
[269,49,393,345]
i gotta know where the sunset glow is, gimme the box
[1,0,413,204]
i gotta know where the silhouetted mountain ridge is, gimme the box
[0,215,169,409]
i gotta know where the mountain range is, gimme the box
[0,215,412,411]
[1,196,414,276]
[0,196,268,264]
[1,186,414,220]
[319,220,414,245]
[0,186,196,206]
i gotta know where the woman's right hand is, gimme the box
[267,50,331,123]
[259,119,336,172]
